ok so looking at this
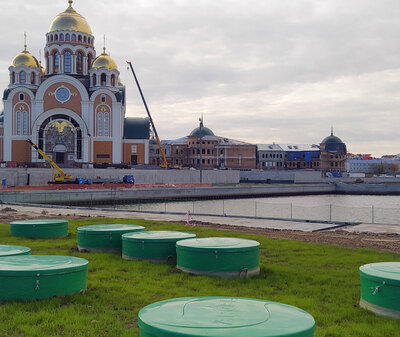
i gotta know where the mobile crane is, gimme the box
[27,139,72,183]
[126,60,171,168]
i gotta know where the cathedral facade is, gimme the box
[0,1,149,167]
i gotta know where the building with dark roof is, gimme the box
[320,130,347,174]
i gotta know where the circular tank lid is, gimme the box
[0,245,31,257]
[360,262,400,286]
[122,231,196,242]
[0,255,88,276]
[138,297,315,337]
[10,219,68,226]
[176,237,260,252]
[77,224,144,234]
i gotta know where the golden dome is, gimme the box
[11,50,39,68]
[48,1,92,35]
[92,51,118,70]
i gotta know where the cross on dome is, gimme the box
[68,0,73,8]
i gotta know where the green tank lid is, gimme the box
[0,255,88,277]
[138,297,315,337]
[10,219,68,226]
[360,262,400,286]
[122,231,196,242]
[77,224,145,234]
[177,237,260,252]
[0,245,31,257]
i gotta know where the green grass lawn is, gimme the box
[0,218,399,337]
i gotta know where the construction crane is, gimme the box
[126,60,170,168]
[27,139,72,182]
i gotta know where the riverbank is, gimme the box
[1,204,399,254]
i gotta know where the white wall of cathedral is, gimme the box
[8,66,41,88]
[89,68,120,90]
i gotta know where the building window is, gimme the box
[101,73,106,85]
[111,74,115,86]
[64,51,71,73]
[23,111,28,135]
[104,112,110,137]
[101,95,106,103]
[66,34,70,41]
[84,36,87,43]
[60,33,64,41]
[30,72,35,84]
[77,52,83,74]
[54,52,60,73]
[16,111,21,135]
[87,54,92,70]
[20,71,26,84]
[72,34,76,41]
[55,34,58,41]
[92,74,97,86]
[131,145,137,154]
[19,93,24,101]
[97,112,103,136]
[12,72,15,84]
[78,35,82,42]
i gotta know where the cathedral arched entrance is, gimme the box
[38,114,82,165]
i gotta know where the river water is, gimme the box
[104,195,400,225]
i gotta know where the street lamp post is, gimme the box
[199,117,203,183]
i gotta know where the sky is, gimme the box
[1,0,400,157]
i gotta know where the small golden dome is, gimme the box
[48,1,92,35]
[92,51,118,70]
[11,50,39,68]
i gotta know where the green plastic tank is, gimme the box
[138,297,315,337]
[77,224,145,253]
[10,219,68,238]
[0,245,31,257]
[0,255,88,300]
[177,237,260,278]
[359,262,400,319]
[122,231,196,261]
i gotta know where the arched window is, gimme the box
[20,71,26,84]
[111,74,115,86]
[104,112,110,137]
[87,54,92,70]
[64,51,71,73]
[30,72,35,84]
[78,35,82,42]
[72,34,76,41]
[101,73,106,86]
[16,111,21,135]
[92,73,96,86]
[55,34,58,41]
[76,52,83,74]
[101,95,106,103]
[66,34,70,41]
[50,35,53,42]
[45,53,49,73]
[19,93,24,101]
[11,72,15,84]
[60,33,64,41]
[97,112,103,137]
[53,52,60,73]
[84,36,87,43]
[23,111,28,135]
[88,38,91,44]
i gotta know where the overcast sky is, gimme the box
[1,0,400,156]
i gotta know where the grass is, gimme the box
[0,218,399,337]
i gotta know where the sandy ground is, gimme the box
[1,204,400,254]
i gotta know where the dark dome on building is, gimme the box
[321,131,346,153]
[190,125,215,137]
[123,117,149,139]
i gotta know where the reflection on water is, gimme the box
[103,195,400,225]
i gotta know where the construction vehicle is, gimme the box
[127,60,171,168]
[27,139,72,183]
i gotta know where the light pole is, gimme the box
[199,117,203,183]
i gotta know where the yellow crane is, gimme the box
[126,61,170,168]
[27,139,72,182]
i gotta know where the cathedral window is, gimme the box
[60,33,64,41]
[111,74,115,86]
[64,51,71,73]
[55,34,58,41]
[92,73,97,86]
[104,112,110,137]
[88,37,91,44]
[72,34,76,41]
[100,73,106,86]
[23,111,28,135]
[78,35,82,42]
[66,34,70,41]
[11,72,15,84]
[19,93,24,101]
[53,52,60,73]
[77,52,83,74]
[20,71,26,84]
[16,111,21,135]
[97,112,103,137]
[84,36,87,43]
[101,95,106,103]
[30,72,35,84]
[87,54,92,70]
[50,35,53,42]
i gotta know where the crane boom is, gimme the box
[27,139,72,182]
[126,61,169,168]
